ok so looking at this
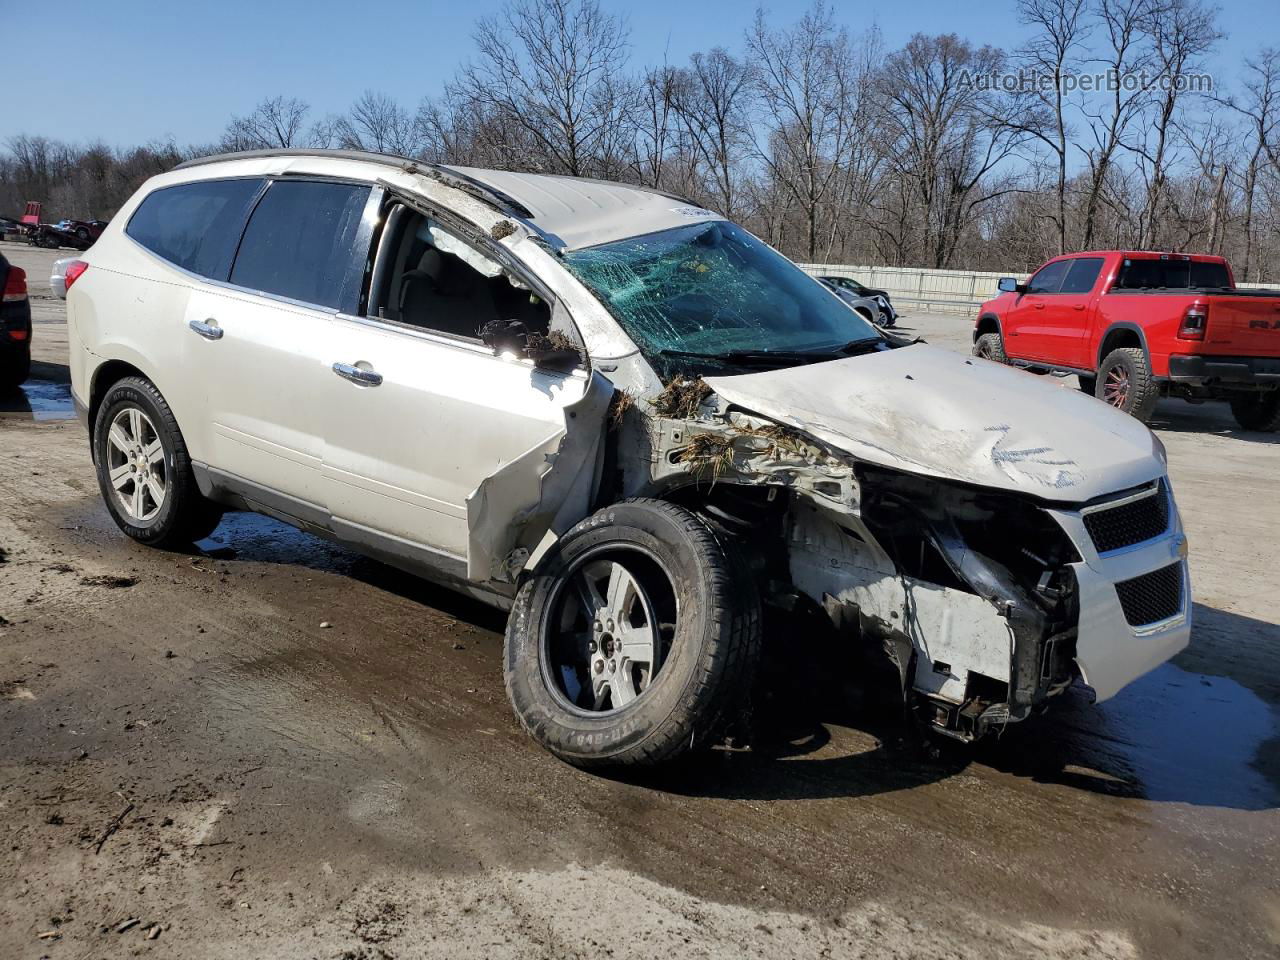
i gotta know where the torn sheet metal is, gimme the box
[787,506,1015,705]
[465,371,613,582]
[705,344,1162,503]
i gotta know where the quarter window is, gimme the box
[126,178,262,280]
[1059,257,1105,294]
[230,180,371,311]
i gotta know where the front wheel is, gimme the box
[92,376,224,548]
[504,499,761,768]
[973,332,1007,363]
[1094,347,1159,422]
[1229,392,1280,432]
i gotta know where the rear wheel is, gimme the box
[1094,347,1158,422]
[1229,392,1280,432]
[504,499,761,768]
[973,332,1007,363]
[93,376,224,548]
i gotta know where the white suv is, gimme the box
[64,149,1190,767]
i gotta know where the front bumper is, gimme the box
[1168,353,1280,386]
[1048,486,1191,702]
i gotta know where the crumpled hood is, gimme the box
[704,343,1163,504]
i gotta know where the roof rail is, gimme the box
[172,148,533,218]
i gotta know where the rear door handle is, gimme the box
[332,362,383,386]
[188,319,223,340]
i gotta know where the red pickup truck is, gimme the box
[973,251,1280,429]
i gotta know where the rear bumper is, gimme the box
[1167,353,1280,386]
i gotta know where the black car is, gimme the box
[0,252,32,388]
[818,274,898,325]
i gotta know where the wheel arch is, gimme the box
[974,313,1002,342]
[88,358,151,453]
[1096,323,1150,369]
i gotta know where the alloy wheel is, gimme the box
[105,407,167,522]
[543,550,675,713]
[1102,365,1130,408]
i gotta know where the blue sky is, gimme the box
[3,0,1276,147]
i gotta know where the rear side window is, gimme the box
[126,179,263,280]
[1027,259,1070,294]
[1059,257,1105,294]
[229,180,371,311]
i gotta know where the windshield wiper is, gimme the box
[657,338,884,365]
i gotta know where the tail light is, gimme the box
[1178,303,1207,340]
[64,260,89,291]
[2,265,27,302]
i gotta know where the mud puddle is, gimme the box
[0,378,74,420]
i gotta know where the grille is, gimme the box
[1083,481,1169,553]
[1114,562,1184,627]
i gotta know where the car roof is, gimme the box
[175,148,723,251]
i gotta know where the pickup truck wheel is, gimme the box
[1077,375,1097,394]
[1229,392,1280,432]
[504,499,761,768]
[93,377,224,548]
[973,333,1007,363]
[1095,348,1158,422]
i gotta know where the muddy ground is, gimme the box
[1,240,1277,959]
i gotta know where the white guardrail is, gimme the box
[798,262,1280,315]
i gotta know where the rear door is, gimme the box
[183,177,377,513]
[1005,259,1070,360]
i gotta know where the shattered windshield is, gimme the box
[561,221,881,366]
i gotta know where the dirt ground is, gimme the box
[1,239,1277,959]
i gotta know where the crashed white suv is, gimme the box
[64,149,1190,766]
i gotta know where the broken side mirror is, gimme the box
[480,319,583,372]
[481,318,530,355]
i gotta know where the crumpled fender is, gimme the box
[465,370,614,582]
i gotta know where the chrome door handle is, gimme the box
[188,319,223,340]
[332,362,383,386]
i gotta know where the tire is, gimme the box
[0,346,31,390]
[973,332,1008,363]
[855,308,876,326]
[1077,375,1096,394]
[92,376,224,548]
[504,499,761,768]
[1229,392,1280,432]
[75,227,89,242]
[1094,347,1158,422]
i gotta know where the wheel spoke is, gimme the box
[143,437,164,465]
[603,562,640,625]
[108,463,132,490]
[143,473,165,510]
[107,423,131,456]
[607,670,638,708]
[617,622,654,669]
[130,480,144,518]
[127,408,143,444]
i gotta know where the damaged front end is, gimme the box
[611,386,1084,742]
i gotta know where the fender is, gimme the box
[1096,321,1152,369]
[973,312,1002,343]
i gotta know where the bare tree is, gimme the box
[674,48,752,219]
[220,96,310,151]
[1129,0,1220,247]
[326,91,422,156]
[1079,0,1157,248]
[453,0,632,176]
[1015,0,1091,254]
[745,2,860,261]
